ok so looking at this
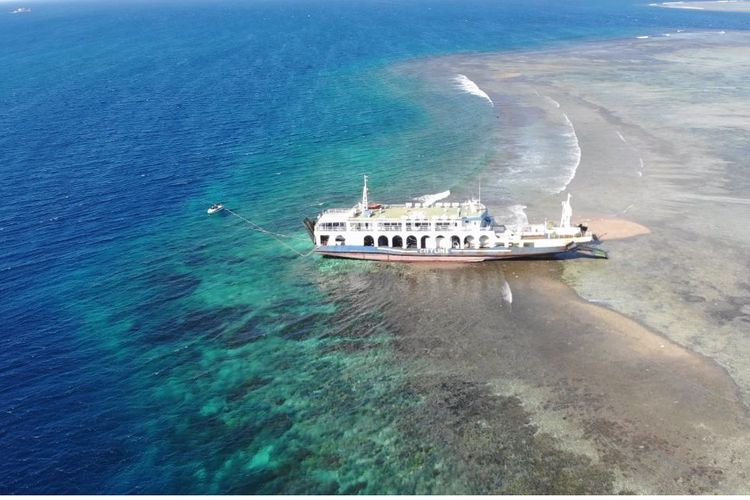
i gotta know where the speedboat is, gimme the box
[207,203,224,215]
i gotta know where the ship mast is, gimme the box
[361,174,369,209]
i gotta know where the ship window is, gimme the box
[377,236,388,247]
[364,235,374,246]
[377,222,402,231]
[320,222,346,231]
[406,235,417,248]
[320,235,329,246]
[392,235,403,248]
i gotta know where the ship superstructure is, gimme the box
[304,176,601,262]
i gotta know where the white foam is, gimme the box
[454,74,494,107]
[616,131,627,143]
[500,280,513,304]
[544,96,561,109]
[498,106,581,195]
[554,112,582,194]
[415,190,451,207]
[637,35,650,39]
[658,1,706,8]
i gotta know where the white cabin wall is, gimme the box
[315,225,499,249]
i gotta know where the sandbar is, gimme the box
[578,217,650,241]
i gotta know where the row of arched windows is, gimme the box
[362,234,490,249]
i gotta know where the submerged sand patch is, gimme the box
[577,217,651,240]
[322,262,750,493]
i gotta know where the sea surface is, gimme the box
[1,0,748,493]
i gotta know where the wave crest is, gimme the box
[555,112,582,194]
[454,74,494,107]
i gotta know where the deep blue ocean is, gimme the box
[1,0,747,493]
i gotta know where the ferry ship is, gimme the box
[304,176,604,262]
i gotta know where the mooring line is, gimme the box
[220,207,315,257]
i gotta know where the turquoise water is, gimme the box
[1,0,747,493]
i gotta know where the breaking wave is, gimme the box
[544,96,561,109]
[554,112,582,194]
[500,280,513,304]
[454,74,494,107]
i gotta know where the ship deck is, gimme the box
[320,202,486,223]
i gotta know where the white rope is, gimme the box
[222,208,294,238]
[221,207,315,258]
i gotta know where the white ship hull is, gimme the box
[315,242,582,262]
[306,176,606,263]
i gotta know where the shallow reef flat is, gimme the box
[330,262,750,494]
[366,32,750,493]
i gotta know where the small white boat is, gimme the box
[207,203,224,215]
